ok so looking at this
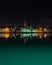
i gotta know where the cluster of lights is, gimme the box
[0,33,50,39]
[0,27,49,33]
[0,26,51,39]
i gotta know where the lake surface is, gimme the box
[0,37,52,65]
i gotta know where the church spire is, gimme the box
[24,20,26,27]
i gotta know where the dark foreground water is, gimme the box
[0,37,52,65]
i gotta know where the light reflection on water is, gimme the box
[0,33,52,65]
[0,33,52,39]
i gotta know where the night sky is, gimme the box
[0,2,52,26]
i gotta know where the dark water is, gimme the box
[0,37,52,65]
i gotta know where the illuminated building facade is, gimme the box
[0,26,51,39]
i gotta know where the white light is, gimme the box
[44,34,47,38]
[44,28,46,31]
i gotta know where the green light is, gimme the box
[22,34,30,37]
[21,27,37,33]
[32,30,36,32]
[21,33,37,38]
[32,33,36,36]
[21,27,31,32]
[21,33,32,38]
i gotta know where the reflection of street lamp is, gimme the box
[44,34,47,38]
[3,34,10,39]
[37,33,43,39]
[39,36,42,39]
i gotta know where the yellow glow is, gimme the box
[3,33,10,39]
[37,33,43,39]
[40,27,42,29]
[39,36,42,38]
[3,27,10,32]
[37,27,43,33]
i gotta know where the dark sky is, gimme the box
[0,2,52,27]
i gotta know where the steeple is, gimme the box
[24,20,26,27]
